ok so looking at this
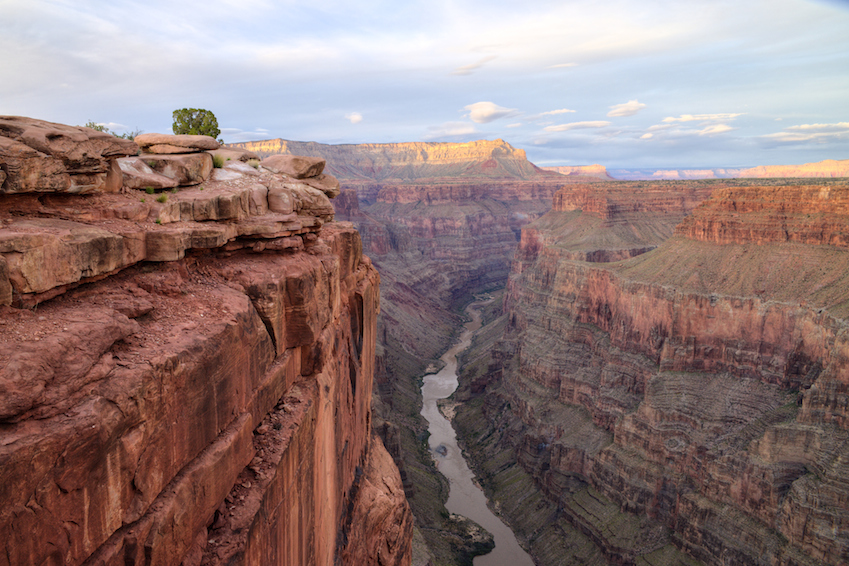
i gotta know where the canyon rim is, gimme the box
[1,116,848,566]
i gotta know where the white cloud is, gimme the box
[663,113,743,123]
[506,123,522,128]
[762,122,849,143]
[544,121,611,132]
[539,108,576,116]
[452,56,497,76]
[697,124,734,136]
[423,121,478,139]
[464,101,518,123]
[548,63,578,69]
[640,133,653,139]
[345,112,363,124]
[607,99,646,117]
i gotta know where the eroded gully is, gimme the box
[420,298,535,566]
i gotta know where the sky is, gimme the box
[1,0,848,168]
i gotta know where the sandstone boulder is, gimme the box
[141,153,213,186]
[134,133,220,154]
[117,157,179,190]
[223,160,260,176]
[267,182,294,214]
[211,168,243,182]
[302,172,341,198]
[0,116,137,194]
[293,185,335,219]
[261,154,325,179]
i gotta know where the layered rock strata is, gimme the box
[230,139,555,182]
[0,120,412,566]
[454,181,849,565]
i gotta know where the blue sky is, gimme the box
[1,0,847,168]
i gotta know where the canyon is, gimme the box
[452,180,849,565]
[0,117,411,566]
[4,117,848,566]
[239,135,849,566]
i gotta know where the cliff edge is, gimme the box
[0,117,413,566]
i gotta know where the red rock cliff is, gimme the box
[455,180,849,566]
[0,117,412,566]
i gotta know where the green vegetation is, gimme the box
[212,154,225,168]
[247,158,260,169]
[156,194,168,203]
[172,108,221,140]
[145,186,155,194]
[82,120,142,140]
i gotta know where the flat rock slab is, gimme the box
[140,153,213,186]
[117,157,179,190]
[0,217,144,296]
[261,154,325,179]
[134,133,220,153]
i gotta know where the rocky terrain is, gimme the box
[452,179,849,565]
[0,117,412,566]
[542,165,615,180]
[238,137,601,563]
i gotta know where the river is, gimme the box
[420,298,535,566]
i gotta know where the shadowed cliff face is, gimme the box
[453,180,849,566]
[0,118,413,566]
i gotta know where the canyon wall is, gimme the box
[453,180,849,566]
[230,139,552,182]
[239,137,594,563]
[0,117,412,566]
[542,165,615,180]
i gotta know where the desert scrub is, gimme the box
[145,186,155,194]
[247,158,260,169]
[156,194,168,203]
[212,154,224,168]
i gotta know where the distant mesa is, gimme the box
[229,138,600,183]
[611,159,849,180]
[541,164,615,180]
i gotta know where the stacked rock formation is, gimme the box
[0,117,412,566]
[453,181,849,566]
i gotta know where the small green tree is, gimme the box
[82,121,143,139]
[84,120,108,132]
[172,108,220,139]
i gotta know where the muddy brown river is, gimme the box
[420,299,535,566]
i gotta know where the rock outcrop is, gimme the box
[230,138,572,182]
[739,159,849,179]
[542,164,615,180]
[453,180,849,566]
[0,118,412,566]
[0,116,138,194]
